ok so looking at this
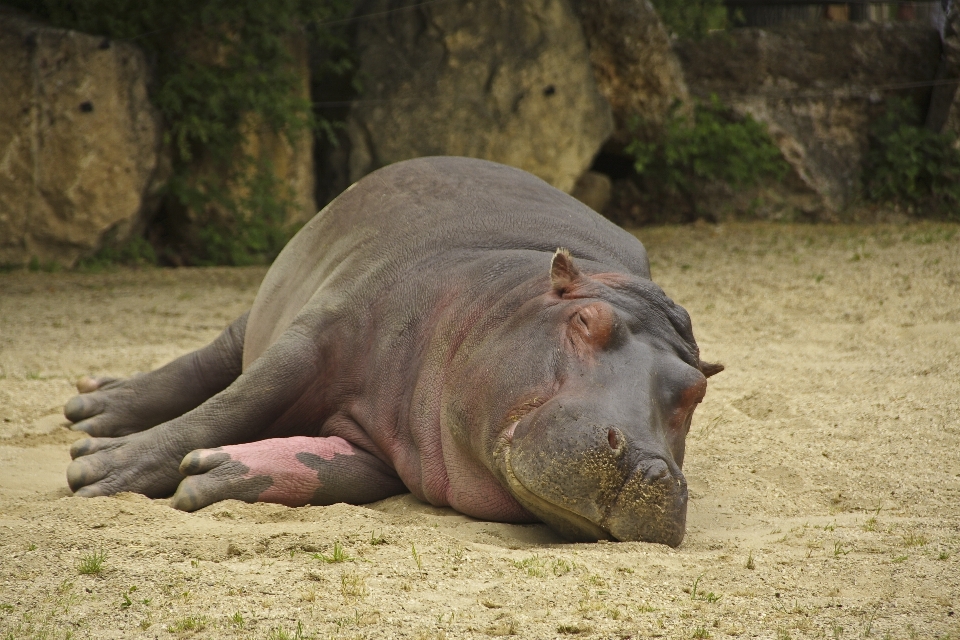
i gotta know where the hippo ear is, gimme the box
[551,248,581,294]
[699,361,724,378]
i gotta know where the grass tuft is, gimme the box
[77,549,107,575]
[167,615,208,634]
[313,540,352,563]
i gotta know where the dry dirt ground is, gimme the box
[0,223,958,640]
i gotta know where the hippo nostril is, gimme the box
[607,428,624,454]
[643,459,670,482]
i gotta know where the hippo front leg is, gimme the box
[64,313,248,437]
[66,326,324,499]
[171,436,406,511]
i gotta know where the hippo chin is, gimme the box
[63,156,721,547]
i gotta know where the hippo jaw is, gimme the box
[498,421,613,542]
[496,418,689,547]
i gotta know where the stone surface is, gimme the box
[346,0,612,194]
[0,8,168,268]
[571,0,690,147]
[676,22,943,213]
[570,170,612,213]
[167,30,317,254]
[926,3,960,141]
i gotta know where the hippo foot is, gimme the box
[64,375,165,437]
[67,430,184,498]
[173,436,407,512]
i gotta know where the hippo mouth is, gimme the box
[498,421,613,542]
[497,419,688,545]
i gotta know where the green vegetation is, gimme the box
[864,98,960,218]
[268,620,310,640]
[10,0,353,266]
[78,235,158,271]
[689,573,721,603]
[313,540,352,563]
[166,614,208,634]
[650,0,728,40]
[411,543,424,574]
[77,549,107,575]
[626,95,788,216]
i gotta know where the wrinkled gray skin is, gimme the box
[64,157,721,547]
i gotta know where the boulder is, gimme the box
[926,3,960,141]
[346,0,612,194]
[570,170,613,213]
[570,0,691,147]
[675,22,943,214]
[0,8,168,268]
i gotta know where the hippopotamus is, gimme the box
[64,156,721,546]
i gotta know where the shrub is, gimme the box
[626,95,788,200]
[863,97,960,218]
[649,0,728,40]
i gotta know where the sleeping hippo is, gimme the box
[64,156,721,547]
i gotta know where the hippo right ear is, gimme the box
[551,248,581,295]
[699,361,724,378]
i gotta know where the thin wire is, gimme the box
[316,0,460,27]
[313,77,960,109]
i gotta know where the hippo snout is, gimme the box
[500,403,688,545]
[603,459,688,547]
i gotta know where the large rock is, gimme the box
[571,0,690,147]
[346,0,612,193]
[676,22,943,213]
[0,8,168,268]
[926,3,960,140]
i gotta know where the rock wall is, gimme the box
[345,0,612,194]
[675,22,943,214]
[927,3,960,141]
[571,0,690,147]
[0,8,168,268]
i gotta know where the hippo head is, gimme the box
[451,249,722,547]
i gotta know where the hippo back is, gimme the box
[243,157,651,367]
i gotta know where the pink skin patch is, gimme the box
[212,436,355,507]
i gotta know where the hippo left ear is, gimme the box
[700,361,724,378]
[551,248,581,295]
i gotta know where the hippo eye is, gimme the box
[569,303,615,349]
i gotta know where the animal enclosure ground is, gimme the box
[0,222,958,640]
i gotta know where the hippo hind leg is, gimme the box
[64,312,248,437]
[172,436,406,511]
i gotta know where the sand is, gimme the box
[0,222,958,640]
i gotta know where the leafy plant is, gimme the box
[626,95,788,213]
[863,97,960,217]
[649,0,728,40]
[10,0,354,265]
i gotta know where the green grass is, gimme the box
[77,549,107,575]
[689,574,721,603]
[167,615,208,634]
[229,611,244,628]
[313,540,352,563]
[411,543,424,574]
[513,555,547,578]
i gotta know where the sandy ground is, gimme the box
[0,222,958,640]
